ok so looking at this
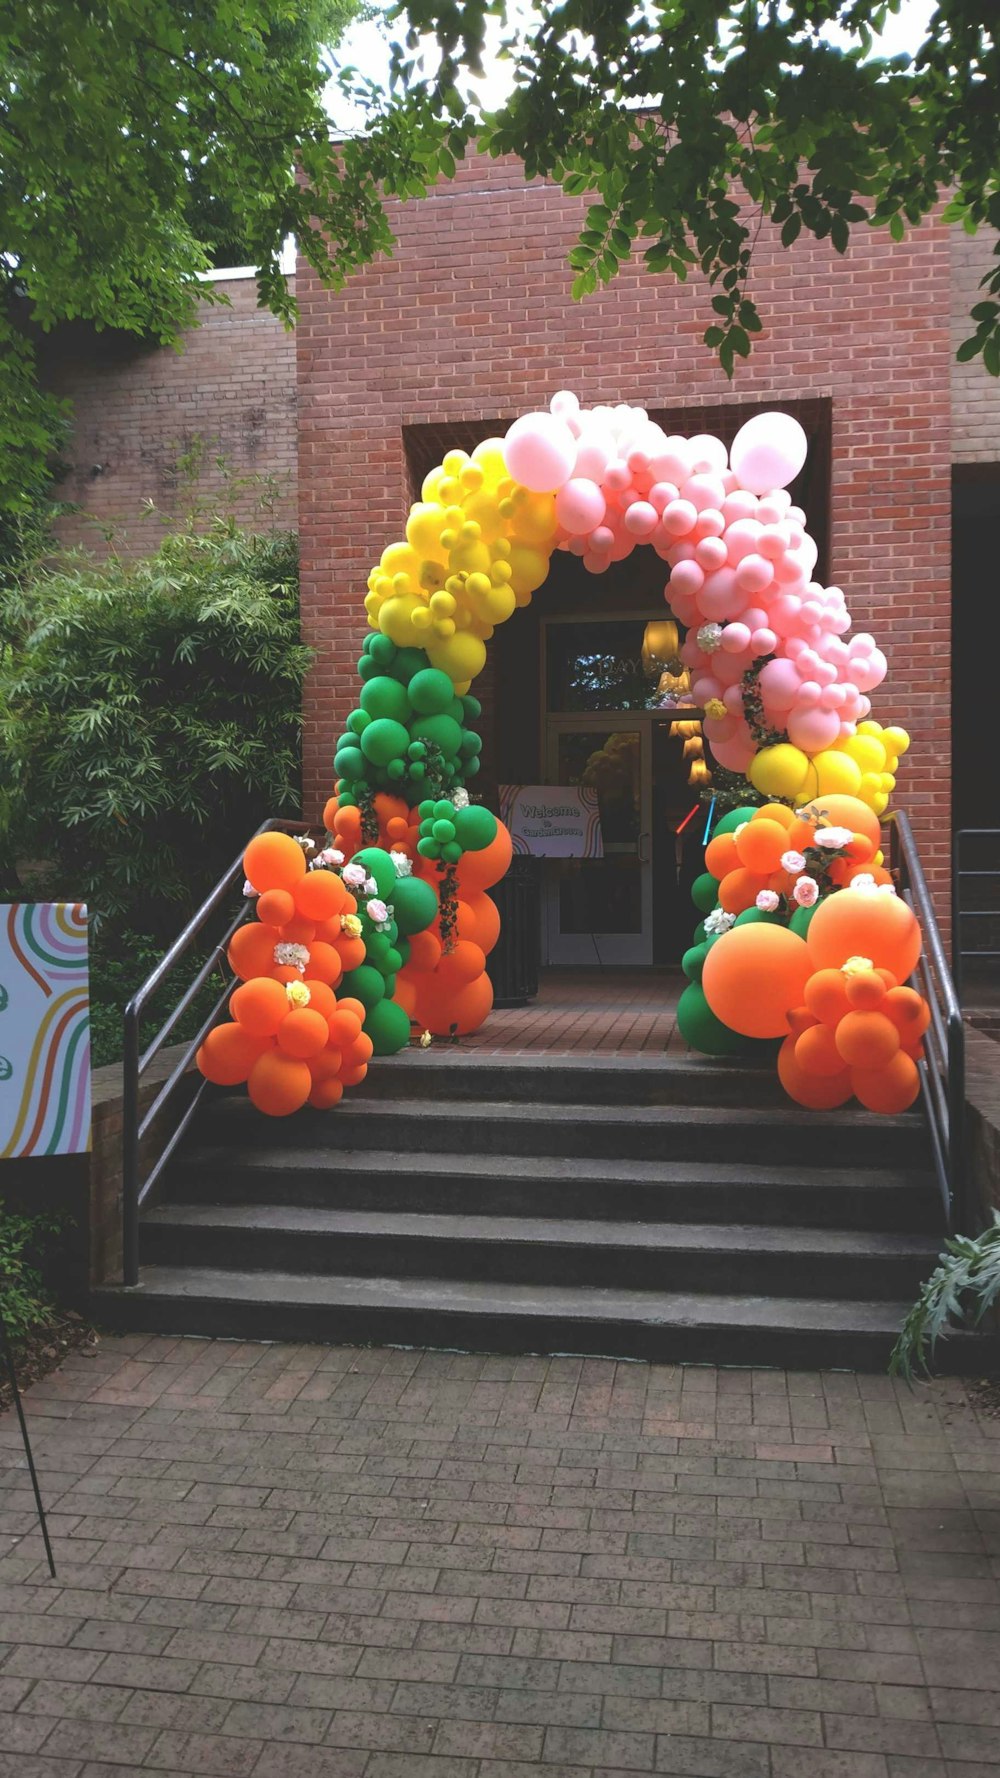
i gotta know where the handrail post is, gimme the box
[122,997,141,1288]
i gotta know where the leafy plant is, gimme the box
[890,1214,1000,1379]
[0,1200,63,1348]
[337,1,1000,378]
[0,519,312,936]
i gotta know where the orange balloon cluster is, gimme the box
[704,796,889,915]
[323,790,422,859]
[396,821,512,1035]
[197,830,375,1114]
[702,881,931,1116]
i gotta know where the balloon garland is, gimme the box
[200,394,928,1117]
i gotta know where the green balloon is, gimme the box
[691,872,719,914]
[366,932,392,968]
[387,758,406,780]
[417,836,439,858]
[395,938,411,967]
[412,713,463,757]
[369,634,396,666]
[341,964,386,1010]
[409,761,426,781]
[352,846,397,898]
[360,718,410,767]
[408,741,427,760]
[434,798,454,818]
[334,745,365,781]
[735,907,784,926]
[790,902,819,937]
[465,758,480,776]
[676,982,749,1057]
[358,655,379,680]
[462,694,482,721]
[453,804,497,851]
[693,920,707,943]
[408,668,455,715]
[392,874,438,935]
[391,648,428,685]
[681,942,708,982]
[432,818,456,842]
[385,946,402,973]
[361,675,411,723]
[711,805,760,837]
[442,841,463,864]
[347,708,371,735]
[363,995,412,1056]
[446,697,465,722]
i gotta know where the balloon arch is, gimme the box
[199,395,929,1120]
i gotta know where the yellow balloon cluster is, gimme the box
[747,721,911,814]
[364,441,560,691]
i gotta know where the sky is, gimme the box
[327,0,939,131]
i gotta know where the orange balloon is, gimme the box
[778,1035,853,1110]
[756,803,797,830]
[851,1050,920,1115]
[394,973,419,1018]
[306,941,343,986]
[884,985,931,1040]
[309,1044,344,1081]
[257,889,296,927]
[798,795,882,851]
[834,1010,901,1070]
[247,1050,311,1116]
[806,891,921,982]
[374,792,409,829]
[302,979,338,1022]
[844,969,888,1011]
[436,940,486,987]
[197,1022,269,1085]
[459,893,500,955]
[272,964,302,985]
[244,831,307,895]
[295,870,347,922]
[351,1032,375,1064]
[312,916,346,944]
[705,831,739,878]
[276,1007,331,1060]
[702,924,811,1039]
[456,822,513,891]
[336,995,368,1024]
[228,922,281,982]
[280,916,316,946]
[844,834,874,865]
[788,1005,819,1038]
[322,796,339,832]
[229,977,289,1037]
[333,805,362,841]
[419,971,494,1036]
[386,816,409,842]
[309,1078,345,1109]
[718,867,766,915]
[735,818,788,875]
[328,1008,363,1046]
[340,1063,369,1086]
[334,936,367,972]
[407,929,443,972]
[795,1023,846,1078]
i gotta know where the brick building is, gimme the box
[44,156,1000,963]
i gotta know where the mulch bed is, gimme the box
[0,1310,100,1414]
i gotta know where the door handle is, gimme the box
[637,831,652,864]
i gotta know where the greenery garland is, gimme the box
[741,654,786,749]
[437,860,460,955]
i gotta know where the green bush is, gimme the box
[891,1215,1000,1379]
[0,1200,63,1347]
[1,518,312,936]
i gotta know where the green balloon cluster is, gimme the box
[341,846,438,1054]
[334,637,483,806]
[415,797,498,865]
[679,804,792,1061]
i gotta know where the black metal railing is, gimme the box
[122,817,311,1287]
[953,828,1000,1002]
[888,811,968,1233]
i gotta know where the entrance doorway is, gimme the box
[545,718,653,965]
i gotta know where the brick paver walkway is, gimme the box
[464,969,683,1055]
[2,1336,1000,1776]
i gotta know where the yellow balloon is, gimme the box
[406,503,449,562]
[747,743,811,799]
[505,489,558,546]
[842,733,886,774]
[883,725,910,756]
[471,438,509,484]
[427,629,487,685]
[380,542,421,581]
[508,544,551,598]
[812,749,863,797]
[378,595,423,647]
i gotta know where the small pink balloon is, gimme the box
[735,553,773,594]
[750,626,777,654]
[694,536,728,572]
[721,469,739,494]
[759,658,803,712]
[723,517,764,564]
[797,681,822,707]
[589,524,615,552]
[608,531,635,563]
[821,684,848,710]
[604,459,631,491]
[722,682,746,712]
[662,499,698,538]
[648,481,679,513]
[709,723,756,773]
[627,448,651,476]
[668,590,698,626]
[703,712,738,743]
[713,652,749,687]
[681,473,727,513]
[816,661,838,686]
[697,568,745,622]
[679,634,703,666]
[668,558,705,599]
[787,705,842,754]
[769,592,804,636]
[649,440,693,485]
[574,432,614,481]
[721,622,751,654]
[623,500,659,538]
[757,494,790,524]
[666,539,696,563]
[567,535,588,557]
[503,412,577,492]
[692,674,724,704]
[721,491,758,524]
[582,551,610,574]
[757,525,789,562]
[774,550,808,588]
[555,477,607,535]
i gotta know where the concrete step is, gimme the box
[92,1265,994,1371]
[351,1050,789,1107]
[197,1095,926,1169]
[141,1203,942,1300]
[167,1145,939,1230]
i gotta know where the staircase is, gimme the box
[94,1050,948,1370]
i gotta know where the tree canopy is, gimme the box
[339,0,1000,378]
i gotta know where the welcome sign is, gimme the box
[500,786,604,859]
[0,904,91,1158]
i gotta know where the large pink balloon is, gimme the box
[787,704,842,754]
[730,412,808,495]
[503,413,577,492]
[555,477,607,535]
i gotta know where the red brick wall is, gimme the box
[296,154,954,904]
[40,277,297,555]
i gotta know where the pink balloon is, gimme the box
[688,433,729,475]
[692,674,723,703]
[709,722,756,772]
[589,524,615,552]
[582,551,610,574]
[703,712,738,743]
[566,535,587,557]
[730,412,808,494]
[662,499,698,538]
[724,518,764,564]
[774,550,809,588]
[758,657,802,711]
[797,680,822,706]
[694,508,726,540]
[735,553,773,594]
[697,567,745,621]
[679,634,703,666]
[721,622,751,654]
[555,478,607,535]
[694,536,728,572]
[722,681,746,711]
[649,440,693,485]
[769,592,805,637]
[668,558,705,599]
[758,492,792,523]
[503,412,577,492]
[787,705,841,754]
[681,473,727,513]
[750,626,777,654]
[648,481,679,513]
[605,460,631,491]
[713,651,750,687]
[574,432,614,482]
[721,491,759,524]
[668,591,698,627]
[623,500,659,538]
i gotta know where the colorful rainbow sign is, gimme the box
[0,904,91,1158]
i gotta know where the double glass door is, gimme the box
[544,718,653,965]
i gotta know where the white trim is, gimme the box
[197,236,296,283]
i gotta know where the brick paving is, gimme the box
[465,970,683,1055]
[2,1336,1000,1776]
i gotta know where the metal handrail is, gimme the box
[953,827,1000,1002]
[887,811,968,1234]
[122,817,312,1286]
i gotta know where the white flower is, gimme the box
[781,849,806,875]
[366,898,389,925]
[793,876,819,908]
[756,890,780,912]
[452,789,470,809]
[342,862,367,887]
[273,941,310,974]
[390,850,413,878]
[697,622,723,654]
[242,878,259,898]
[312,846,344,869]
[813,826,853,850]
[877,882,898,896]
[704,908,736,936]
[849,873,876,891]
[294,834,316,853]
[364,875,379,897]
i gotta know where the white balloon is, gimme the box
[730,412,808,495]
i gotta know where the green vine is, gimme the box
[358,783,379,845]
[741,655,786,749]
[437,860,459,954]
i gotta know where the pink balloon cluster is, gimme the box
[500,396,888,772]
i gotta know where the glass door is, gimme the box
[544,719,653,965]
